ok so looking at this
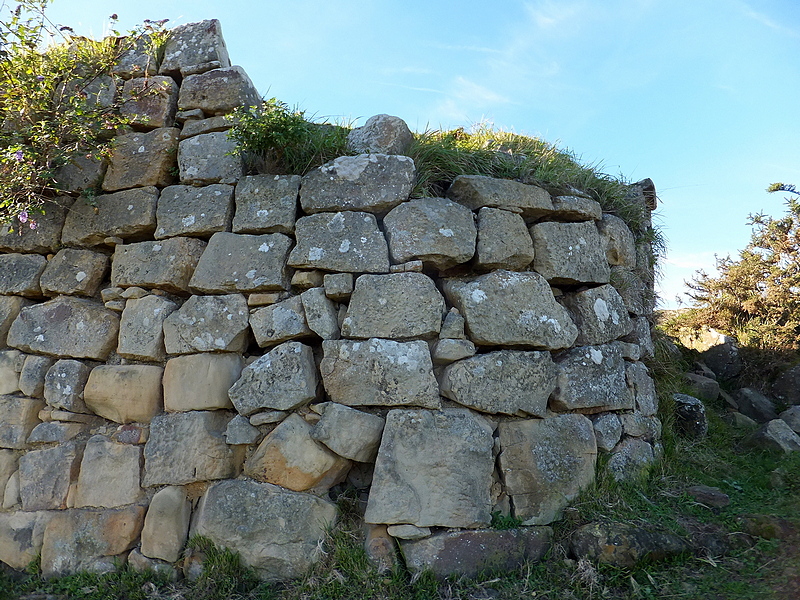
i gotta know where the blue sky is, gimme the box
[48,0,800,308]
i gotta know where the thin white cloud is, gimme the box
[424,42,503,54]
[738,1,800,38]
[377,82,445,95]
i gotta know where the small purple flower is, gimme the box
[36,75,44,81]
[29,220,37,230]
[17,210,28,223]
[14,149,23,162]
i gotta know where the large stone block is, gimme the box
[347,114,413,155]
[178,66,260,115]
[598,214,637,267]
[44,359,91,413]
[443,270,578,350]
[562,284,633,346]
[549,195,602,221]
[164,352,243,411]
[19,442,83,511]
[288,211,390,273]
[155,184,234,239]
[440,350,556,417]
[228,341,317,415]
[320,339,440,409]
[499,414,597,524]
[0,511,54,570]
[300,287,340,340]
[117,294,178,361]
[475,207,535,271]
[159,19,231,77]
[311,403,385,462]
[530,220,611,284]
[447,175,554,218]
[189,232,292,293]
[54,153,107,193]
[383,197,476,270]
[610,266,651,316]
[61,187,159,246]
[83,365,163,423]
[178,131,243,185]
[0,253,46,297]
[365,409,494,528]
[0,296,33,347]
[73,435,143,508]
[0,198,70,254]
[233,174,299,234]
[143,410,237,486]
[111,237,207,294]
[249,295,313,347]
[19,354,52,398]
[192,479,337,581]
[8,296,119,360]
[300,154,415,214]
[607,437,656,482]
[141,486,191,563]
[120,75,179,129]
[102,128,179,192]
[163,293,249,354]
[341,273,444,340]
[0,395,44,449]
[0,349,25,395]
[40,249,109,297]
[626,361,658,416]
[111,33,158,78]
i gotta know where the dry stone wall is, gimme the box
[0,19,660,581]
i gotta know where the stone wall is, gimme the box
[0,20,660,581]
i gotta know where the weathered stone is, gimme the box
[247,292,288,307]
[622,316,655,358]
[590,413,623,452]
[111,237,207,294]
[475,207,535,271]
[439,307,467,339]
[388,524,430,540]
[291,270,324,290]
[684,373,720,402]
[677,327,742,380]
[44,359,91,413]
[2,470,19,509]
[300,287,340,340]
[341,273,444,340]
[117,295,178,361]
[112,33,158,78]
[244,413,350,493]
[159,19,231,77]
[598,214,636,267]
[163,294,249,354]
[8,296,119,360]
[549,195,602,221]
[570,522,689,568]
[746,419,800,453]
[619,413,662,441]
[83,365,163,424]
[618,341,641,361]
[441,350,556,417]
[120,75,179,129]
[155,184,234,239]
[40,506,145,578]
[365,408,494,528]
[499,414,597,525]
[288,211,390,273]
[54,153,107,193]
[607,437,655,482]
[311,403,385,462]
[0,395,44,449]
[127,549,179,580]
[320,339,440,409]
[40,249,109,297]
[735,387,779,423]
[178,131,243,185]
[18,355,53,398]
[447,175,554,218]
[250,410,289,426]
[225,414,261,444]
[111,423,149,445]
[390,260,424,272]
[780,406,800,433]
[300,154,415,214]
[0,349,24,394]
[178,65,259,115]
[176,108,205,122]
[383,198,477,270]
[323,272,353,301]
[249,296,313,347]
[772,365,800,405]
[19,442,82,510]
[164,353,242,412]
[0,296,32,347]
[0,253,46,296]
[0,449,17,496]
[102,128,179,192]
[626,362,658,416]
[0,198,70,254]
[363,524,397,573]
[141,486,191,563]
[444,270,578,350]
[551,343,634,413]
[530,220,610,284]
[189,232,292,293]
[27,421,86,444]
[0,511,53,570]
[562,284,633,346]
[179,114,233,139]
[74,436,143,508]
[431,338,476,364]
[63,188,159,248]
[233,174,299,234]
[400,527,552,579]
[610,267,651,316]
[192,479,337,581]
[228,341,317,415]
[686,485,730,508]
[347,114,414,155]
[143,411,237,486]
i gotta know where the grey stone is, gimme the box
[189,232,292,293]
[530,220,610,284]
[102,128,179,192]
[570,522,689,568]
[598,214,637,267]
[291,270,324,290]
[19,442,82,510]
[684,373,720,402]
[233,175,299,234]
[341,273,444,340]
[301,287,340,340]
[735,387,779,423]
[111,33,158,78]
[111,237,207,294]
[8,296,119,361]
[178,131,243,185]
[0,198,70,254]
[607,437,655,482]
[562,284,633,345]
[440,308,467,340]
[383,198,477,271]
[431,338,476,364]
[0,349,25,394]
[347,114,414,155]
[40,249,109,297]
[178,66,260,115]
[0,395,44,449]
[443,270,578,350]
[0,296,33,347]
[779,406,800,433]
[365,409,494,528]
[44,359,91,413]
[159,19,231,77]
[27,421,86,444]
[387,524,431,540]
[62,187,159,247]
[441,350,556,417]
[73,435,144,508]
[551,343,634,413]
[549,195,602,221]
[163,294,250,354]
[225,414,261,445]
[228,341,318,415]
[320,339,440,409]
[620,412,662,441]
[499,414,597,525]
[311,403,385,462]
[54,153,107,193]
[300,154,415,214]
[120,75,179,129]
[192,479,337,581]
[249,410,289,426]
[686,485,730,508]
[117,295,178,361]
[590,413,623,452]
[447,175,554,218]
[0,449,17,494]
[249,296,313,347]
[622,316,655,359]
[610,267,651,316]
[475,207,535,271]
[143,411,238,486]
[626,362,658,416]
[747,419,800,453]
[0,510,53,570]
[163,353,243,412]
[618,341,642,361]
[0,253,46,296]
[83,365,164,424]
[155,184,234,239]
[288,211,390,273]
[141,486,192,563]
[179,114,234,139]
[772,365,800,405]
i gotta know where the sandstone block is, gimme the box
[684,372,720,402]
[62,187,159,247]
[440,308,466,339]
[249,295,313,347]
[18,355,52,397]
[383,197,477,271]
[74,435,143,508]
[320,339,440,409]
[164,352,242,412]
[311,403,385,462]
[0,296,33,346]
[447,175,554,218]
[562,284,633,346]
[0,449,17,497]
[102,128,179,192]
[780,406,800,433]
[27,421,86,444]
[431,338,476,364]
[163,294,249,354]
[225,414,261,444]
[0,511,53,570]
[590,413,623,452]
[159,19,231,77]
[233,174,299,234]
[499,414,597,524]
[19,442,82,510]
[117,294,178,361]
[598,214,636,267]
[40,249,109,297]
[178,66,260,115]
[0,395,44,449]
[323,272,353,301]
[747,419,800,453]
[44,359,91,413]
[551,343,634,412]
[301,287,340,340]
[365,408,494,528]
[111,237,207,294]
[0,198,70,254]
[735,387,779,423]
[288,211,390,273]
[0,349,25,394]
[607,437,655,482]
[0,253,46,296]
[347,114,414,155]
[300,154,415,214]
[549,195,602,221]
[155,184,234,239]
[54,153,107,193]
[530,220,610,284]
[178,131,243,185]
[475,207,535,271]
[120,75,179,129]
[83,365,163,423]
[179,114,233,139]
[141,486,191,563]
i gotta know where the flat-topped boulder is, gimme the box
[159,19,231,77]
[39,248,109,297]
[102,128,179,192]
[111,237,207,294]
[163,293,249,354]
[62,187,159,247]
[530,220,610,284]
[233,174,299,234]
[447,175,554,218]
[0,253,46,297]
[178,66,260,115]
[550,343,634,413]
[155,184,234,239]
